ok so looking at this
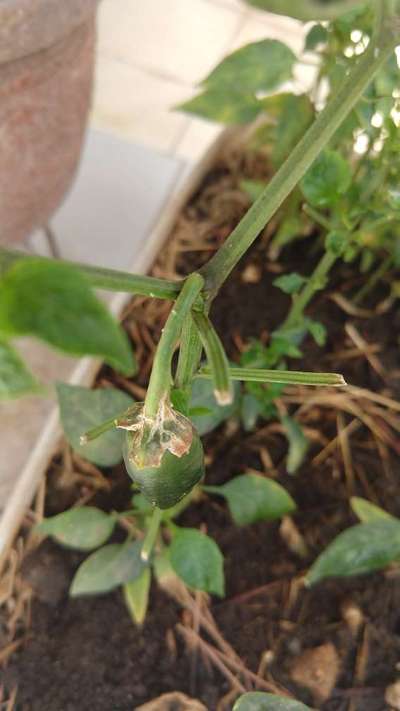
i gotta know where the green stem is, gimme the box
[0,248,181,301]
[175,315,203,393]
[354,253,393,303]
[144,273,204,418]
[200,6,396,298]
[141,507,163,562]
[365,214,396,231]
[282,249,337,330]
[192,311,233,405]
[80,406,137,445]
[197,366,345,387]
[303,204,333,232]
[80,416,120,445]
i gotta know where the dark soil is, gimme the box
[3,148,400,711]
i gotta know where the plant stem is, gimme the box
[0,247,182,301]
[282,250,337,330]
[303,204,333,232]
[200,6,396,298]
[191,311,233,405]
[80,416,120,445]
[141,507,163,561]
[197,366,345,387]
[80,406,137,444]
[144,273,204,418]
[175,315,203,393]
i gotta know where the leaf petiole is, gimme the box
[197,366,346,387]
[191,311,233,405]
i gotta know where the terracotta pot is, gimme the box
[0,0,98,244]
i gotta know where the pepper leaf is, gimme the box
[242,0,365,21]
[203,40,296,94]
[178,88,261,125]
[123,567,151,626]
[56,383,134,466]
[170,528,225,597]
[305,318,327,346]
[36,507,116,551]
[350,497,396,523]
[281,415,309,475]
[0,259,135,375]
[273,272,307,295]
[240,179,267,203]
[234,691,312,710]
[306,520,400,586]
[204,473,296,526]
[301,150,351,207]
[305,23,329,50]
[269,94,314,166]
[70,541,146,596]
[190,376,240,436]
[0,339,40,399]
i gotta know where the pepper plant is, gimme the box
[180,0,400,449]
[1,0,399,661]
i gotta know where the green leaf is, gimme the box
[169,528,225,597]
[242,0,366,21]
[325,230,348,256]
[270,94,314,166]
[305,318,327,346]
[301,150,351,207]
[123,567,151,626]
[131,493,153,513]
[56,383,134,466]
[36,507,116,551]
[240,392,262,432]
[281,416,309,475]
[70,541,146,596]
[273,272,307,295]
[204,473,296,526]
[343,244,358,263]
[388,188,400,211]
[203,40,296,93]
[306,520,400,586]
[350,497,396,523]
[0,259,135,375]
[170,387,190,416]
[178,88,261,125]
[240,340,270,368]
[234,691,312,710]
[374,52,400,99]
[240,179,267,203]
[190,376,240,436]
[0,339,40,399]
[272,215,304,250]
[305,23,329,51]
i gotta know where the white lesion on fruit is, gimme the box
[116,398,194,469]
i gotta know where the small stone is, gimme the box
[385,681,400,709]
[291,642,340,705]
[136,692,207,711]
[341,599,364,635]
[241,263,261,283]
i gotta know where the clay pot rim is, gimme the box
[0,0,98,65]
